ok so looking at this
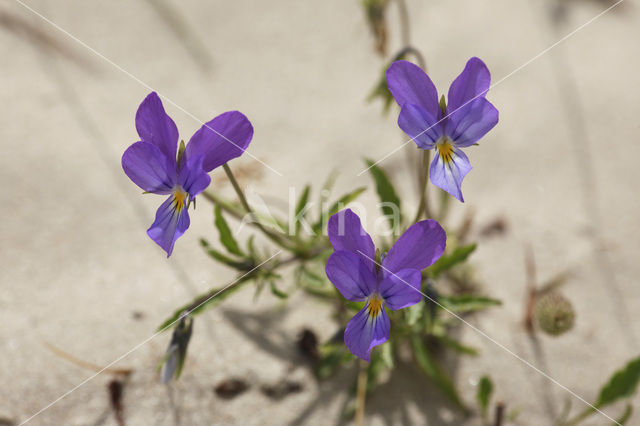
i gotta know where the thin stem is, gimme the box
[395,0,410,47]
[396,45,426,70]
[223,164,252,216]
[494,402,505,426]
[562,408,594,426]
[413,149,432,222]
[221,164,295,250]
[354,359,368,426]
[201,190,245,220]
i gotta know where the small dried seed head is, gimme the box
[535,292,575,336]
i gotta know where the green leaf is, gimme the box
[367,343,395,393]
[200,239,252,270]
[327,187,367,217]
[246,235,257,258]
[364,158,402,229]
[410,336,466,410]
[476,376,493,417]
[596,357,640,407]
[570,357,640,425]
[379,341,394,369]
[615,404,633,425]
[405,301,424,327]
[214,206,244,256]
[429,243,477,278]
[315,344,349,379]
[269,280,288,299]
[301,266,327,286]
[294,185,311,235]
[156,279,250,331]
[439,294,501,314]
[435,334,479,356]
[367,51,409,113]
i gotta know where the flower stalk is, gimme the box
[413,149,432,222]
[221,163,296,251]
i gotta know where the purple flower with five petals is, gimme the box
[386,57,499,202]
[325,209,446,361]
[122,92,253,256]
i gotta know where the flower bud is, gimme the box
[534,292,575,336]
[160,314,194,383]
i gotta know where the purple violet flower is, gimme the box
[325,209,446,361]
[386,57,499,202]
[122,92,253,256]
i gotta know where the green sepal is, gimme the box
[439,94,447,115]
[176,140,186,167]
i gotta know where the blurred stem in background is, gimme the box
[413,149,432,222]
[354,359,369,426]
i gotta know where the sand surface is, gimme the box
[1,0,639,424]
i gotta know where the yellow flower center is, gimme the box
[173,188,188,212]
[437,140,454,163]
[367,293,384,318]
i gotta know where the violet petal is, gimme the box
[344,306,390,362]
[383,220,446,273]
[135,92,179,164]
[325,251,378,301]
[185,111,253,172]
[386,60,440,118]
[121,141,176,194]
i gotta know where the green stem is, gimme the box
[220,164,296,250]
[413,149,432,223]
[562,408,595,426]
[201,190,245,220]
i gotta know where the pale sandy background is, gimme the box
[1,0,639,425]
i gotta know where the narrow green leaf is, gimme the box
[410,336,466,410]
[435,334,479,356]
[328,187,367,217]
[200,239,252,270]
[439,294,502,314]
[246,235,257,258]
[569,357,640,425]
[379,341,394,369]
[364,158,402,229]
[405,301,424,327]
[214,206,244,256]
[476,376,493,417]
[269,280,288,299]
[156,279,249,331]
[596,357,640,407]
[294,185,311,235]
[429,243,477,278]
[614,404,633,425]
